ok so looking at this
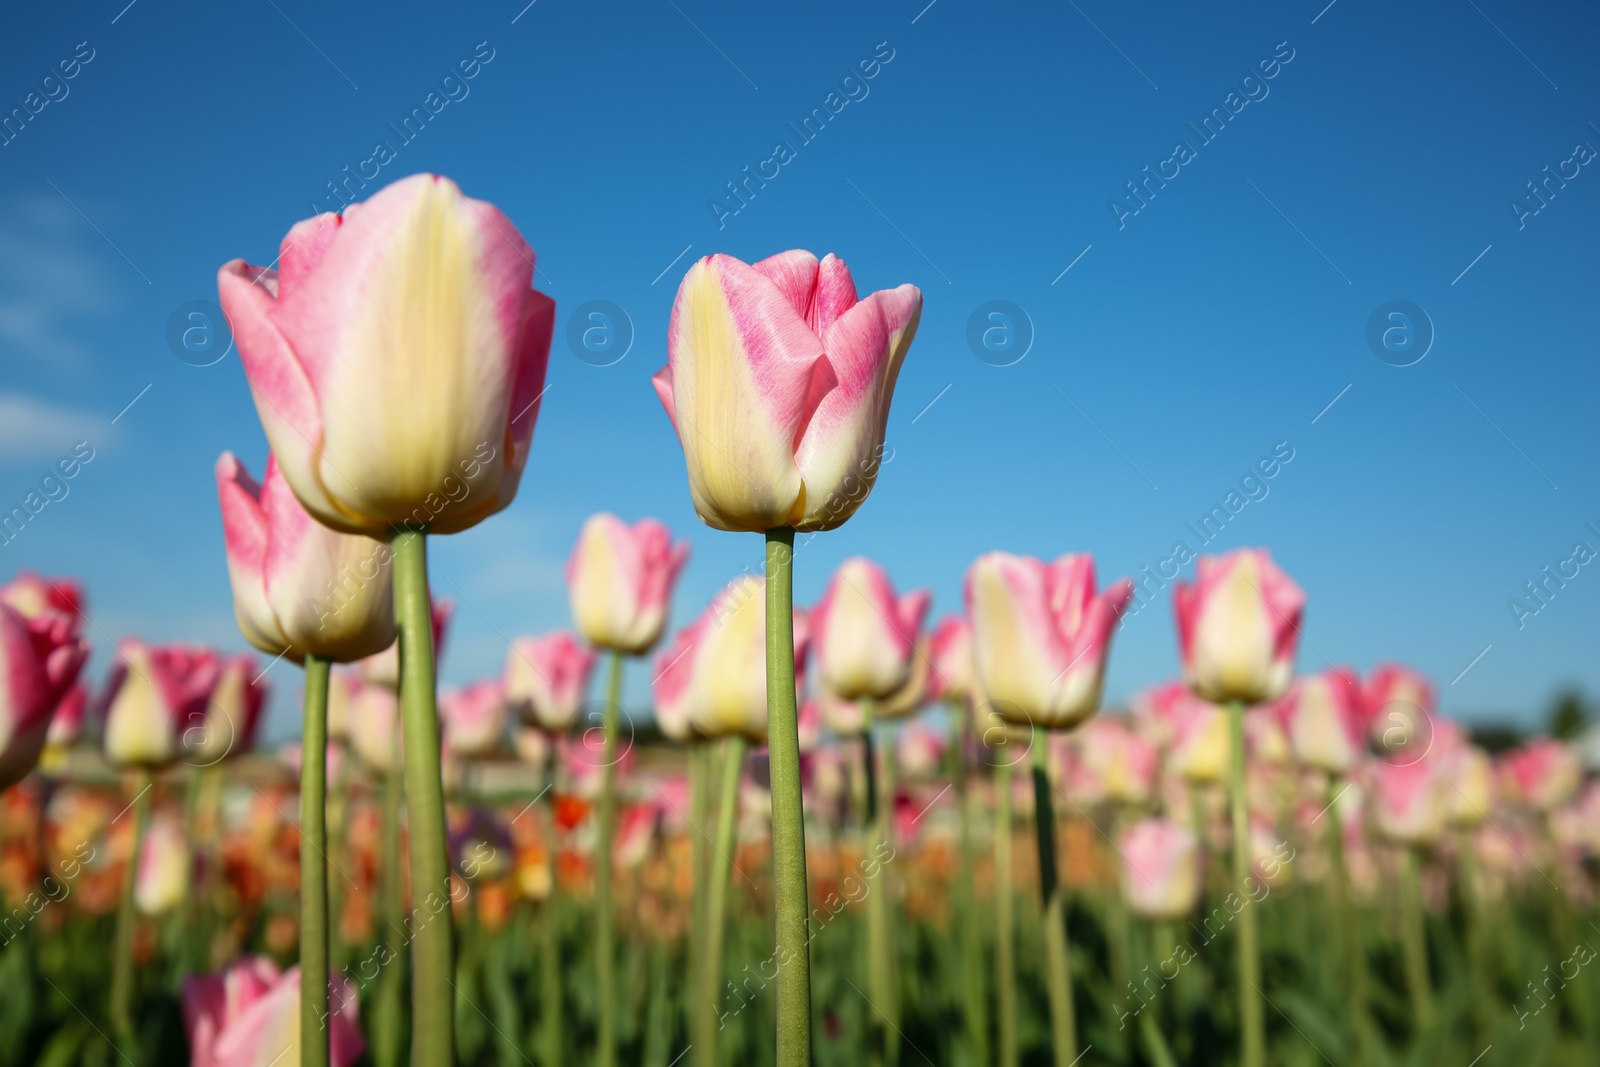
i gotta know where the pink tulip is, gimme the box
[219,173,555,538]
[1445,742,1494,826]
[1078,717,1159,806]
[1244,707,1292,765]
[184,956,365,1067]
[1501,738,1582,812]
[504,632,597,732]
[0,604,89,789]
[567,513,691,655]
[815,633,930,733]
[811,557,930,703]
[190,654,268,766]
[668,577,810,742]
[651,622,699,742]
[135,811,190,914]
[356,596,452,689]
[896,719,949,779]
[653,250,922,532]
[615,803,659,868]
[440,679,508,758]
[1131,680,1191,751]
[344,674,402,772]
[1276,667,1364,774]
[964,552,1133,729]
[216,452,397,663]
[927,615,974,704]
[0,571,85,635]
[101,640,220,767]
[1368,756,1449,845]
[44,682,88,748]
[1168,691,1230,785]
[1361,663,1437,762]
[1119,818,1202,921]
[1173,549,1304,705]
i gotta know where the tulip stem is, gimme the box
[299,654,332,1067]
[688,744,710,1054]
[110,767,153,1048]
[950,702,989,1066]
[1326,777,1370,1061]
[1226,699,1265,1067]
[700,735,746,1066]
[539,761,563,1067]
[390,527,455,1067]
[764,526,812,1067]
[373,728,407,1067]
[1031,735,1077,1067]
[864,701,898,1066]
[995,755,1018,1067]
[1399,845,1435,1035]
[596,650,624,1067]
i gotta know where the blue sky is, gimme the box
[2,0,1596,744]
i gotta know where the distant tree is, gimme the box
[1468,724,1524,754]
[1548,689,1591,741]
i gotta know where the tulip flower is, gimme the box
[1369,757,1449,846]
[504,632,598,733]
[134,811,190,915]
[652,250,921,534]
[1362,663,1437,763]
[217,453,397,663]
[1277,668,1364,775]
[0,571,84,633]
[672,577,810,744]
[1120,818,1202,921]
[1169,692,1230,785]
[1174,549,1304,706]
[1446,743,1494,826]
[347,677,403,772]
[567,513,691,655]
[1501,738,1582,812]
[184,957,366,1067]
[927,615,975,704]
[440,680,507,759]
[896,719,949,779]
[1130,680,1190,752]
[811,557,930,703]
[650,624,697,743]
[0,604,89,790]
[101,640,221,768]
[1077,717,1159,807]
[191,654,269,767]
[44,682,88,751]
[815,633,931,734]
[964,551,1133,729]
[221,174,553,538]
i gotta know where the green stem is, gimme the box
[596,650,624,1067]
[328,749,351,978]
[700,735,746,1066]
[1326,777,1370,1063]
[110,768,153,1047]
[865,702,899,1066]
[390,527,454,1066]
[1226,699,1264,1067]
[540,754,563,1067]
[950,703,989,1067]
[1136,921,1179,1067]
[995,757,1018,1067]
[1031,737,1077,1067]
[1456,825,1491,1038]
[1400,845,1435,1034]
[688,744,710,1054]
[373,729,407,1067]
[764,527,811,1066]
[300,655,332,1067]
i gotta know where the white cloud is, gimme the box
[0,391,110,459]
[0,196,124,370]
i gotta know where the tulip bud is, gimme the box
[345,676,402,773]
[440,680,507,759]
[135,812,190,915]
[1362,663,1436,763]
[1368,757,1448,846]
[678,576,810,743]
[1173,549,1304,705]
[216,452,397,663]
[1169,694,1230,785]
[1446,743,1494,827]
[1120,818,1202,921]
[0,604,89,789]
[183,957,365,1067]
[927,615,974,704]
[220,174,555,539]
[1079,717,1159,807]
[1501,738,1582,812]
[817,633,932,733]
[1277,668,1363,774]
[503,632,597,732]
[567,513,690,655]
[965,552,1133,730]
[653,250,922,532]
[102,640,221,768]
[191,655,268,766]
[812,557,930,702]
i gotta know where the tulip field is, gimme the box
[3,7,1598,1064]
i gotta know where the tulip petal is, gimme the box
[752,249,819,321]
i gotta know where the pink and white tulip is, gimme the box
[1361,663,1437,762]
[440,679,508,758]
[101,640,221,767]
[0,571,84,634]
[652,250,922,532]
[135,811,190,915]
[567,513,690,655]
[1277,667,1364,775]
[1174,549,1304,705]
[1368,757,1449,846]
[1120,818,1202,921]
[896,719,949,779]
[503,632,597,732]
[183,957,365,1067]
[0,604,89,789]
[1501,738,1582,812]
[811,557,930,703]
[1079,717,1160,806]
[345,676,402,772]
[191,654,268,766]
[927,615,974,704]
[1169,692,1231,785]
[671,576,810,742]
[219,174,555,538]
[964,552,1133,729]
[216,452,396,663]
